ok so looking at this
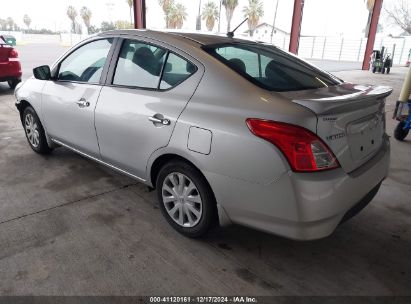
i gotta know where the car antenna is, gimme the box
[227,18,248,38]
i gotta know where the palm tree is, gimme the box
[202,1,219,31]
[168,3,187,29]
[6,17,14,31]
[243,0,263,37]
[80,7,92,34]
[126,0,133,24]
[23,14,31,29]
[222,0,238,32]
[364,0,375,37]
[67,6,78,34]
[159,0,174,28]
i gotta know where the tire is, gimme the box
[7,79,21,89]
[22,106,52,154]
[394,121,409,141]
[156,160,217,238]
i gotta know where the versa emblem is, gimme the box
[326,133,346,141]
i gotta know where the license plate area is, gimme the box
[347,113,384,161]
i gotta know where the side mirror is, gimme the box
[33,65,51,80]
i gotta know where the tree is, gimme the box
[202,1,219,31]
[6,17,14,30]
[243,0,263,37]
[385,0,411,35]
[67,6,78,34]
[100,21,116,32]
[222,0,238,32]
[23,14,31,29]
[168,3,187,29]
[80,6,92,34]
[159,0,174,28]
[115,20,134,29]
[0,19,7,31]
[126,0,133,24]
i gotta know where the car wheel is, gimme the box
[7,79,21,89]
[22,106,52,154]
[156,160,217,238]
[394,121,409,141]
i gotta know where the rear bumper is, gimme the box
[209,135,390,240]
[0,61,22,81]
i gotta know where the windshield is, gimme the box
[203,43,342,92]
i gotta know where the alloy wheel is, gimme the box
[24,113,40,148]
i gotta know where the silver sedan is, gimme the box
[14,30,392,240]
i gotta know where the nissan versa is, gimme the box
[14,30,392,240]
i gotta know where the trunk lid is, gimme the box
[279,83,392,173]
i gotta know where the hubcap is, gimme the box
[24,113,40,148]
[162,172,203,228]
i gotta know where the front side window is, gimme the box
[58,39,113,83]
[204,43,341,92]
[113,40,167,89]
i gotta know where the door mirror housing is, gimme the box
[33,65,51,80]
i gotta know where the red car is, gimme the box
[0,35,22,89]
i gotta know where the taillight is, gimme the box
[9,48,18,58]
[246,119,339,172]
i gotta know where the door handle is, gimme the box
[148,116,171,125]
[76,98,90,108]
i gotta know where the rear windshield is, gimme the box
[203,43,342,92]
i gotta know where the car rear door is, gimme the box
[42,38,116,158]
[94,37,203,180]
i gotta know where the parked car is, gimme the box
[0,35,22,89]
[14,30,391,240]
[1,34,17,46]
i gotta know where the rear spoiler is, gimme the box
[292,85,393,115]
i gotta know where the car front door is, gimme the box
[42,38,115,158]
[94,38,203,180]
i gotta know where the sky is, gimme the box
[0,0,406,37]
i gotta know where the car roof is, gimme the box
[98,29,255,48]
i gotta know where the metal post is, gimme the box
[362,0,382,70]
[270,0,280,44]
[338,37,344,60]
[289,0,305,54]
[400,38,405,65]
[357,38,363,61]
[392,43,396,64]
[321,37,326,59]
[311,36,315,58]
[133,0,146,29]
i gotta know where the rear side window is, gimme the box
[113,40,167,88]
[204,44,341,92]
[58,39,113,83]
[160,53,197,90]
[113,39,197,90]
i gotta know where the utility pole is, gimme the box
[270,0,279,44]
